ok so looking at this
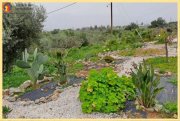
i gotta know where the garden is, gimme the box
[2,3,178,119]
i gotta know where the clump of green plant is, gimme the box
[145,57,177,74]
[79,68,135,113]
[131,61,164,108]
[163,102,177,114]
[3,66,30,89]
[3,106,12,118]
[104,38,120,51]
[55,49,67,85]
[103,56,115,63]
[16,48,48,89]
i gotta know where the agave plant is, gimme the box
[16,48,48,89]
[131,60,164,108]
[55,49,67,85]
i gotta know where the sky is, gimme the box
[36,2,177,31]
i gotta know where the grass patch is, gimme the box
[67,62,84,74]
[163,102,177,114]
[3,66,30,89]
[119,48,165,56]
[145,57,177,74]
[3,106,12,118]
[65,45,103,63]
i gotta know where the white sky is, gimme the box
[36,2,177,31]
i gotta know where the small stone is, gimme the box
[154,104,163,112]
[37,80,44,84]
[166,72,172,76]
[39,97,46,103]
[54,89,63,94]
[73,84,78,87]
[35,99,40,104]
[146,107,154,112]
[3,89,10,96]
[9,87,24,95]
[7,95,17,102]
[44,76,53,82]
[19,80,32,90]
[20,101,34,106]
[173,114,178,118]
[51,93,59,101]
[134,100,139,105]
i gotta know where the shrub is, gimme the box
[79,68,135,113]
[131,61,164,108]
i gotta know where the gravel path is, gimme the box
[4,39,177,118]
[5,86,123,118]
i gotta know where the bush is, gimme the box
[125,23,139,30]
[131,61,164,108]
[79,68,135,113]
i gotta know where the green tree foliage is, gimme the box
[149,17,167,28]
[125,22,139,30]
[3,3,46,72]
[79,68,135,113]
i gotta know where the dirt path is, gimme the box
[4,39,177,118]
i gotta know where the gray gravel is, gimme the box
[5,86,123,118]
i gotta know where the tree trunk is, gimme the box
[165,37,169,63]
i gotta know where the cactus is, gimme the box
[16,48,48,89]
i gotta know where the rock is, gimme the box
[134,100,139,105]
[39,97,46,103]
[35,99,40,104]
[146,107,154,112]
[154,104,163,112]
[51,93,59,101]
[9,87,24,95]
[44,76,53,82]
[7,95,18,102]
[20,101,34,106]
[3,89,10,96]
[19,80,32,90]
[165,72,172,76]
[54,89,63,94]
[73,84,78,87]
[173,114,178,118]
[36,80,44,84]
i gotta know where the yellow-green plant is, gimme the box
[131,61,164,108]
[79,68,135,113]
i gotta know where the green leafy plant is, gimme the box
[79,68,135,113]
[16,48,48,89]
[3,106,12,118]
[131,61,164,108]
[163,102,177,114]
